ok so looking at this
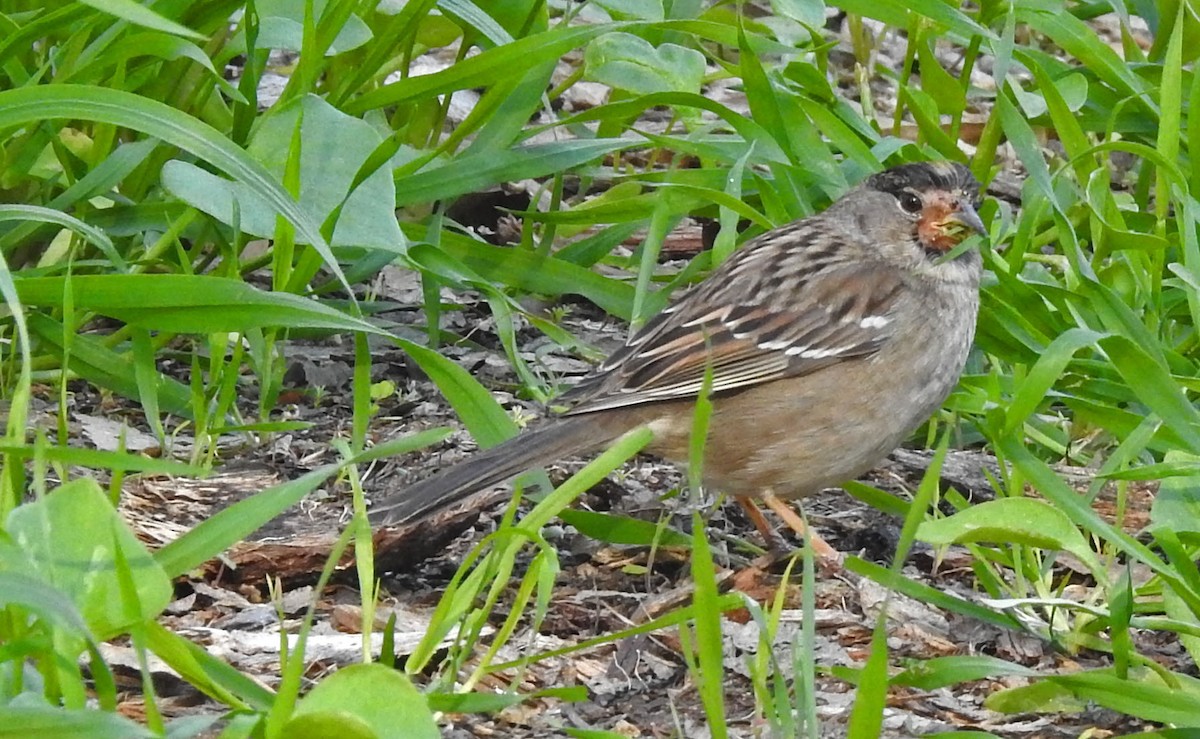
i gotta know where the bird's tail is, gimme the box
[369,415,616,527]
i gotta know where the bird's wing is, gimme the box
[561,225,907,415]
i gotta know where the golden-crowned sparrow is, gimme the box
[372,161,986,555]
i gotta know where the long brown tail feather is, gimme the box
[369,416,615,526]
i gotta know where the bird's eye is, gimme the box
[898,191,923,214]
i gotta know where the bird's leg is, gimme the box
[736,497,792,557]
[759,490,842,569]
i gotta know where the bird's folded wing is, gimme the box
[562,258,906,415]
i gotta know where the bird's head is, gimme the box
[865,161,985,256]
[817,160,986,286]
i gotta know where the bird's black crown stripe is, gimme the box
[865,161,979,199]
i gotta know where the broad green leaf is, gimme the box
[288,664,438,739]
[770,0,825,28]
[0,85,350,296]
[276,714,374,739]
[164,95,403,250]
[1010,73,1088,119]
[249,96,401,250]
[993,437,1194,607]
[916,498,1102,575]
[584,32,705,95]
[6,478,172,639]
[252,0,373,54]
[159,163,279,240]
[596,0,664,20]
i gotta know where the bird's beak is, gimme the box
[918,196,988,252]
[947,199,987,238]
